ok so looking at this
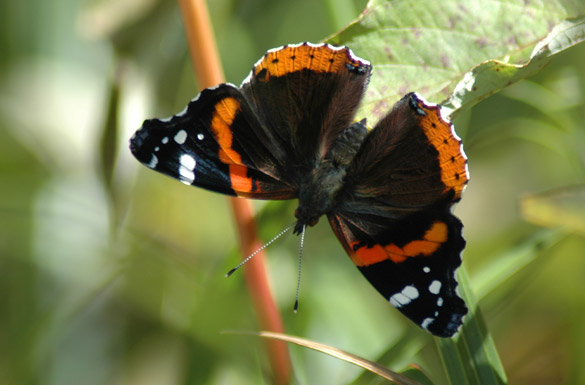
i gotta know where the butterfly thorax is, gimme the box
[294,120,367,234]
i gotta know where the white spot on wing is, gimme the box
[180,154,196,171]
[147,154,158,168]
[389,285,419,308]
[423,266,431,273]
[179,166,195,185]
[390,293,409,308]
[178,154,196,185]
[437,297,444,307]
[162,137,169,144]
[197,133,204,140]
[174,130,187,144]
[421,317,434,330]
[402,285,419,299]
[429,280,442,295]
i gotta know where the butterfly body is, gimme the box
[130,42,469,337]
[294,119,368,233]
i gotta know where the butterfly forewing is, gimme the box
[241,43,372,167]
[130,84,297,199]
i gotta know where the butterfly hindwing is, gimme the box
[329,204,466,337]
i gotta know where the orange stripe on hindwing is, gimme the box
[209,97,253,193]
[350,221,448,266]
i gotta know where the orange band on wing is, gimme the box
[350,221,448,266]
[226,164,253,194]
[209,97,253,194]
[210,97,242,164]
[254,44,364,81]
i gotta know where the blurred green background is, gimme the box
[1,0,584,384]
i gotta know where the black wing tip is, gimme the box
[129,125,149,161]
[425,303,468,338]
[129,119,166,163]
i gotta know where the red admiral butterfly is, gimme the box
[130,43,469,337]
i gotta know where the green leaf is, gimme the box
[443,16,585,118]
[327,0,585,120]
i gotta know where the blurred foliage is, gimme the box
[330,0,585,120]
[1,0,584,385]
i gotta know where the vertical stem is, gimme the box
[176,1,292,384]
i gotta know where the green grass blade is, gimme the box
[437,266,507,385]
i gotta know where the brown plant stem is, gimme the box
[176,0,292,383]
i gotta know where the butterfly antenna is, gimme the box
[225,222,295,277]
[293,224,306,313]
